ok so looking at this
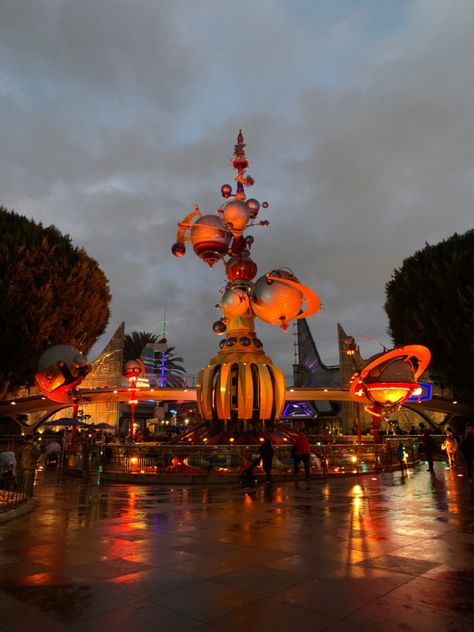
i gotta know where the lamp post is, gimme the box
[123,360,143,441]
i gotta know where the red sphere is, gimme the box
[246,199,260,218]
[221,184,232,198]
[172,242,186,257]
[226,254,258,282]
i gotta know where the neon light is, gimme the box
[406,382,432,402]
[282,401,314,417]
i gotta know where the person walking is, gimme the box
[422,428,436,473]
[396,441,408,476]
[442,430,458,468]
[293,431,311,480]
[258,438,275,482]
[18,436,40,472]
[461,423,474,482]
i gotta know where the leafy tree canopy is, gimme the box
[0,206,111,397]
[384,229,474,401]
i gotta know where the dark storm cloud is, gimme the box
[0,0,473,376]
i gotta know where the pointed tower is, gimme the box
[172,132,320,438]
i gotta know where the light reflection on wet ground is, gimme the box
[1,463,474,631]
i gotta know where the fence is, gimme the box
[66,437,423,479]
[0,468,36,514]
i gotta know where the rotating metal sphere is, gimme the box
[246,198,260,218]
[251,270,303,326]
[212,320,227,335]
[221,287,250,318]
[222,200,251,232]
[226,253,258,282]
[35,345,89,402]
[171,242,186,257]
[190,215,232,267]
[221,184,232,198]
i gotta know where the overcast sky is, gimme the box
[1,0,473,378]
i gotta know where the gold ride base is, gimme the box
[171,420,298,446]
[196,314,285,433]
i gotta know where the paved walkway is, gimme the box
[1,463,474,631]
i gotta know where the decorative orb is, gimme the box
[262,201,269,208]
[232,155,248,170]
[221,287,249,317]
[365,358,417,406]
[226,337,237,347]
[254,338,263,348]
[190,215,231,267]
[172,242,186,257]
[246,198,260,218]
[251,269,303,326]
[222,200,251,232]
[35,345,89,401]
[239,336,251,346]
[221,184,232,198]
[212,320,227,335]
[226,253,258,282]
[371,358,414,383]
[245,235,254,247]
[123,360,142,381]
[219,339,226,348]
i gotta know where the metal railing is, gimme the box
[65,438,423,479]
[0,468,36,514]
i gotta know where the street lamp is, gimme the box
[123,360,144,440]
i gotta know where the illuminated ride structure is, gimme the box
[347,343,431,442]
[26,132,434,447]
[171,131,320,443]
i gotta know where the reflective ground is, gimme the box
[1,462,474,631]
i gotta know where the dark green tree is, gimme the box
[384,229,474,401]
[0,206,111,398]
[123,331,186,386]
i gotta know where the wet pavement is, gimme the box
[1,463,474,631]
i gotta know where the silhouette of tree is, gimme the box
[385,229,474,402]
[0,206,110,398]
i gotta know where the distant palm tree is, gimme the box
[123,331,186,386]
[160,346,186,386]
[123,331,158,361]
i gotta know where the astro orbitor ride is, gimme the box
[172,131,320,431]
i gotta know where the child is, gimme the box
[396,442,408,475]
[442,431,458,468]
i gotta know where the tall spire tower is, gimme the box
[172,131,320,438]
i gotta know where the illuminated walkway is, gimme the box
[1,464,473,631]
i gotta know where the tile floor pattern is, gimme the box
[1,463,474,631]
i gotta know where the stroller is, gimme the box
[239,452,261,485]
[46,451,60,468]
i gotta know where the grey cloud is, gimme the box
[1,0,473,377]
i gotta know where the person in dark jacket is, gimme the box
[258,438,275,482]
[461,423,474,482]
[422,428,436,473]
